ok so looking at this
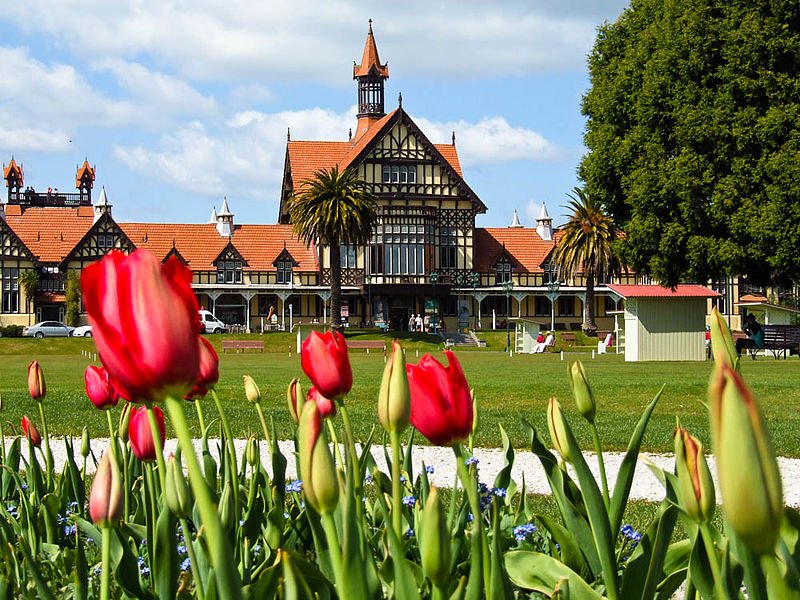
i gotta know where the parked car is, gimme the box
[199,310,228,334]
[23,321,75,338]
[71,325,93,337]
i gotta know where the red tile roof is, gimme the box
[607,284,718,298]
[118,223,318,271]
[4,206,95,262]
[473,228,555,273]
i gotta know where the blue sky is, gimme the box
[0,1,629,228]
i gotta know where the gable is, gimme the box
[273,246,298,267]
[66,212,135,263]
[0,218,35,262]
[213,242,248,267]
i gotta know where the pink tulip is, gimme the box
[301,330,352,400]
[89,450,122,528]
[407,351,473,446]
[21,415,41,448]
[81,250,200,403]
[128,405,165,462]
[84,365,119,410]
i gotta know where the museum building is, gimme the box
[0,24,644,333]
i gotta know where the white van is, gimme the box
[199,310,227,334]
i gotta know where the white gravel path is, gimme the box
[11,437,800,507]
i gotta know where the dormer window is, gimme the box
[277,260,293,284]
[495,260,512,284]
[217,260,242,284]
[382,165,416,184]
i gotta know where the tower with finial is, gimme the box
[93,186,112,222]
[353,19,389,141]
[75,159,95,205]
[216,197,234,237]
[3,157,23,203]
[509,210,523,228]
[536,203,553,241]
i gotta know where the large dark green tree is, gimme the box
[581,0,800,287]
[554,187,621,334]
[289,166,378,328]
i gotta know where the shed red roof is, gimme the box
[473,228,554,273]
[118,223,318,271]
[607,284,718,298]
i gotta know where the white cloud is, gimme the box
[414,116,559,166]
[3,1,628,83]
[0,127,71,153]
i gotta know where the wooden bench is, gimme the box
[761,325,800,359]
[221,340,264,353]
[560,333,577,345]
[347,340,386,353]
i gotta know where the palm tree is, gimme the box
[289,166,378,328]
[553,187,621,335]
[19,269,38,325]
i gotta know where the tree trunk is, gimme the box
[582,270,598,335]
[329,244,342,329]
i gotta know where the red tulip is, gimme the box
[27,360,46,400]
[81,250,200,403]
[300,330,352,400]
[128,405,165,462]
[84,365,119,410]
[407,351,473,446]
[184,337,220,400]
[21,415,42,448]
[307,386,337,419]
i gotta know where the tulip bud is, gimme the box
[547,398,571,463]
[569,361,596,424]
[165,454,193,519]
[709,307,739,371]
[378,340,411,434]
[245,435,259,467]
[27,360,46,400]
[218,480,235,530]
[81,426,90,459]
[128,406,165,462]
[89,450,122,528]
[287,378,304,424]
[420,487,450,588]
[307,387,337,419]
[118,402,132,442]
[709,364,782,554]
[21,415,41,448]
[673,421,715,523]
[243,375,261,404]
[298,400,339,514]
[470,389,478,439]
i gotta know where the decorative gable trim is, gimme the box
[0,219,35,262]
[164,245,188,265]
[272,246,299,268]
[62,211,135,265]
[213,241,248,267]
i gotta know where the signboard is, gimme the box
[425,298,439,312]
[340,300,349,318]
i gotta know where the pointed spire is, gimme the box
[218,196,233,216]
[209,206,218,224]
[93,185,112,222]
[538,203,550,220]
[353,20,389,78]
[96,186,110,206]
[510,210,523,228]
[287,127,291,142]
[536,203,553,241]
[348,128,352,141]
[398,91,402,108]
[452,131,456,146]
[216,197,234,237]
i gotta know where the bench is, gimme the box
[221,340,264,353]
[761,325,800,359]
[347,340,386,353]
[560,333,577,345]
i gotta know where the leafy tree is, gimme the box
[554,187,621,334]
[289,166,378,328]
[65,271,81,326]
[580,0,800,287]
[18,269,38,325]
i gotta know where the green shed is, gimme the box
[608,284,719,362]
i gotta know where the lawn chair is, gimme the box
[597,333,613,355]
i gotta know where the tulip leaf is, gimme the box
[536,514,590,578]
[609,385,664,537]
[489,502,514,600]
[402,427,416,483]
[505,550,602,598]
[154,505,178,600]
[620,501,680,599]
[17,535,56,600]
[493,424,514,492]
[523,420,601,576]
[1,437,20,497]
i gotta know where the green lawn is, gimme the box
[3,335,800,456]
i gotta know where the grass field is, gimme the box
[3,334,800,456]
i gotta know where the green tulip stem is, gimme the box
[453,444,484,564]
[321,511,344,592]
[145,405,167,496]
[194,399,207,434]
[390,429,404,539]
[105,410,120,467]
[590,422,610,509]
[120,441,130,522]
[37,399,53,489]
[211,389,240,508]
[254,401,273,451]
[326,420,345,469]
[164,395,242,600]
[338,403,359,476]
[699,522,726,600]
[100,526,111,600]
[0,420,5,463]
[431,585,447,600]
[180,517,205,600]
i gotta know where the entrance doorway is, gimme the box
[389,306,412,332]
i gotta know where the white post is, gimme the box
[560,350,564,361]
[296,329,301,355]
[492,309,496,330]
[289,303,293,332]
[260,317,264,334]
[592,349,596,359]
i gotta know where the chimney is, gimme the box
[536,203,553,241]
[216,196,234,237]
